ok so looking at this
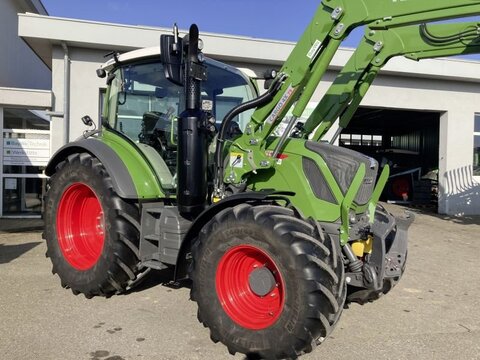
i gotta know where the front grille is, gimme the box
[302,157,338,204]
[305,142,378,206]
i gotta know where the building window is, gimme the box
[340,133,382,147]
[474,114,480,176]
[0,108,50,217]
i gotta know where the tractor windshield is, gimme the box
[104,58,255,191]
[105,59,255,139]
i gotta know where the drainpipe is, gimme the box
[61,42,70,144]
[46,43,71,146]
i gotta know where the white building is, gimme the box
[2,1,480,216]
[0,0,51,217]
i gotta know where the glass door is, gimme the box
[0,107,50,217]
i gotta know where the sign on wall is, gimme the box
[3,132,50,166]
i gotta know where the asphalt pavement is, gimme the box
[1,205,479,360]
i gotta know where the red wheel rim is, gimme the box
[56,183,105,270]
[215,245,285,330]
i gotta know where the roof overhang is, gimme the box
[0,87,52,108]
[18,13,480,84]
[18,13,294,70]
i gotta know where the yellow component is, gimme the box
[351,235,374,257]
[212,196,222,203]
[351,241,365,257]
[364,235,373,254]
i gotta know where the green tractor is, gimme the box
[43,1,480,358]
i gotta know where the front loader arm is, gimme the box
[223,0,480,188]
[301,20,480,142]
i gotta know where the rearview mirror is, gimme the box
[160,34,184,86]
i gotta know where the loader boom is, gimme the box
[221,0,480,189]
[300,20,480,141]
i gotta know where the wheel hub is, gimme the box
[248,267,276,297]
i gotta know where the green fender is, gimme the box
[45,131,165,199]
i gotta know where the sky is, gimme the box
[41,0,480,60]
[40,0,363,47]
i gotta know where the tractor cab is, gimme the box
[100,47,256,192]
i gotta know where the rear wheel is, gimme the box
[190,204,345,359]
[43,153,141,297]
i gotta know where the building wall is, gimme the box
[51,46,106,152]
[0,0,51,90]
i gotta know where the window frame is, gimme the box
[474,113,480,178]
[339,133,383,147]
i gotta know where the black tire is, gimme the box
[43,152,141,298]
[190,204,346,359]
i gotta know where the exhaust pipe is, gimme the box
[176,24,208,218]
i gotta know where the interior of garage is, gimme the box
[339,107,440,210]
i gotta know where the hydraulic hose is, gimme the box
[420,23,479,44]
[214,75,285,191]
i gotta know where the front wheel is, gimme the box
[43,153,141,298]
[190,204,346,359]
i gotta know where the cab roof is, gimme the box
[100,46,256,79]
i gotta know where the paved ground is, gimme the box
[1,205,479,360]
